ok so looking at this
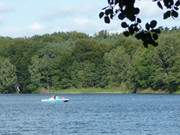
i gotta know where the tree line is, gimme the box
[0,28,179,93]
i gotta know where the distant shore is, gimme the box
[32,88,180,94]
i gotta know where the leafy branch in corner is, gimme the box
[99,0,180,47]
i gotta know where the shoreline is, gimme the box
[1,88,179,95]
[1,92,180,95]
[32,88,180,95]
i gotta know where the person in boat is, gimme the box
[52,95,56,99]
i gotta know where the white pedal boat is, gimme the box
[41,96,69,102]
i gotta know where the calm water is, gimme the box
[0,94,180,135]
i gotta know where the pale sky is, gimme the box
[0,0,179,37]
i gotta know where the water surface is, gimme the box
[0,94,180,135]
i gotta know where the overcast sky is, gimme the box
[0,0,179,37]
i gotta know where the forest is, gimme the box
[0,27,179,93]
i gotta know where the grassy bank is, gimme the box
[136,88,168,94]
[174,90,180,94]
[34,88,131,94]
[33,88,180,94]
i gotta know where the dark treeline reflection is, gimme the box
[0,28,179,93]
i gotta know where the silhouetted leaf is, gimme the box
[163,0,173,8]
[123,31,130,37]
[99,12,104,19]
[152,33,158,40]
[104,16,110,23]
[175,0,180,6]
[134,26,139,32]
[137,18,141,23]
[152,28,161,34]
[102,6,109,10]
[118,13,125,20]
[172,10,178,18]
[128,25,135,35]
[105,9,113,15]
[134,8,140,14]
[145,23,150,30]
[121,22,128,28]
[174,6,179,10]
[163,11,171,19]
[157,1,163,9]
[129,16,136,22]
[152,42,158,47]
[135,32,143,40]
[150,20,157,28]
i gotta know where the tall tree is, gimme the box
[150,35,180,92]
[104,46,131,87]
[0,57,17,93]
[29,43,73,90]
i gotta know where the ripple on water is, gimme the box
[0,94,180,135]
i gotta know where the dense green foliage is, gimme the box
[0,29,179,93]
[0,57,17,93]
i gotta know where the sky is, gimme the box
[0,0,179,37]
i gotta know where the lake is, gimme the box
[0,94,180,135]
